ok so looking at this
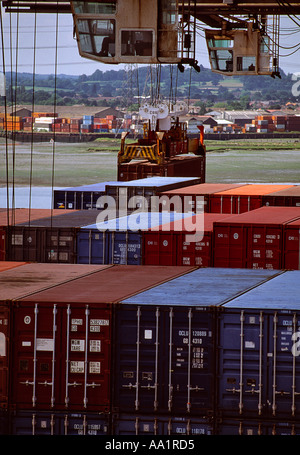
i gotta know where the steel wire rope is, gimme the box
[50,3,60,229]
[0,4,10,227]
[28,6,38,228]
[9,6,19,228]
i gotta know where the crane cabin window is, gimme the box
[237,56,256,71]
[77,19,116,57]
[121,30,153,57]
[72,1,116,14]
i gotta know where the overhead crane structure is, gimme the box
[2,0,300,77]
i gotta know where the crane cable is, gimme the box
[0,4,9,228]
[51,3,59,229]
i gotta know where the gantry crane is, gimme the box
[3,1,300,77]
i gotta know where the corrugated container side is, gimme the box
[262,185,300,208]
[213,207,300,269]
[159,184,246,213]
[142,213,231,267]
[209,185,293,214]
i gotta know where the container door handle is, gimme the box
[239,310,245,415]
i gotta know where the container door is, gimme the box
[213,225,247,268]
[77,230,106,264]
[218,310,268,418]
[267,311,300,419]
[9,227,40,262]
[12,303,61,409]
[63,304,111,411]
[46,228,76,264]
[113,305,163,413]
[0,306,10,408]
[168,307,214,415]
[247,225,282,270]
[109,232,142,265]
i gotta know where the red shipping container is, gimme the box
[9,265,194,411]
[213,206,300,270]
[143,213,231,267]
[262,185,300,208]
[160,183,246,213]
[284,218,300,270]
[11,299,112,412]
[209,184,293,214]
[0,263,110,409]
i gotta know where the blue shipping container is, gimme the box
[77,211,191,265]
[53,181,119,210]
[105,177,202,212]
[218,270,300,419]
[113,268,279,415]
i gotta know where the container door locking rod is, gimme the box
[168,307,174,412]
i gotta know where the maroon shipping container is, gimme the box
[0,209,77,261]
[284,218,300,270]
[143,213,231,266]
[0,263,110,409]
[213,206,300,269]
[118,155,205,182]
[10,265,195,412]
[159,183,246,213]
[262,185,300,208]
[209,184,293,214]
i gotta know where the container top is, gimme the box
[120,267,279,307]
[19,265,196,304]
[82,211,192,231]
[15,209,100,227]
[0,263,110,301]
[155,213,232,233]
[286,217,300,227]
[210,184,293,196]
[223,271,300,310]
[56,181,119,192]
[105,177,200,188]
[0,208,77,226]
[158,183,247,196]
[213,206,300,225]
[264,185,300,197]
[0,261,27,272]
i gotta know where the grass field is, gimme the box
[0,137,300,187]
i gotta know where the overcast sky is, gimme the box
[1,8,300,76]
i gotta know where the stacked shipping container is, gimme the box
[213,206,300,269]
[1,264,300,434]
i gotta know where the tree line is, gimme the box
[1,65,298,111]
